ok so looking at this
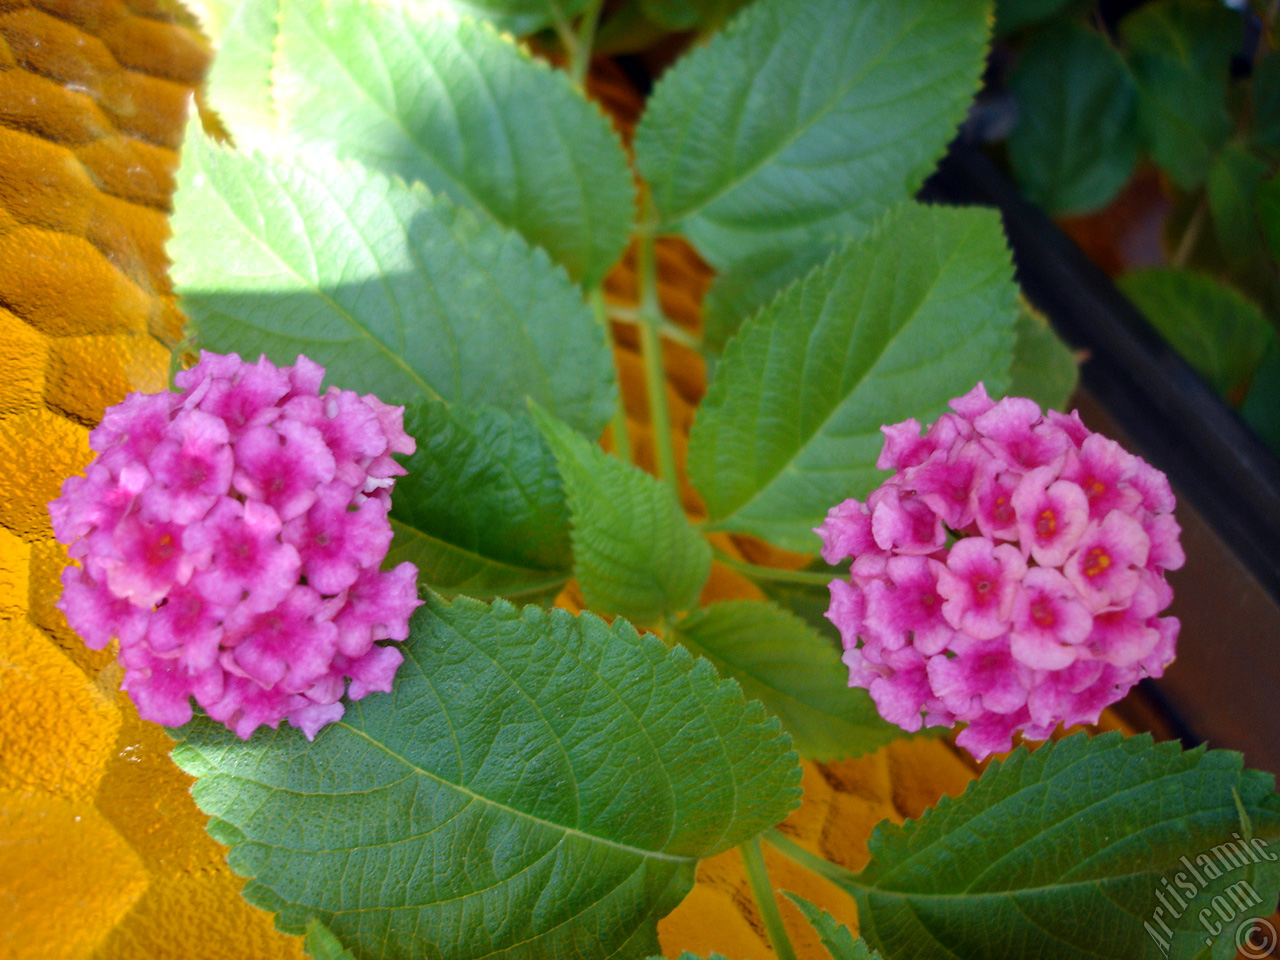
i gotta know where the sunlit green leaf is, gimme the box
[688,203,1017,553]
[170,127,617,435]
[841,733,1280,960]
[208,0,633,285]
[172,595,802,960]
[634,0,991,268]
[673,601,905,760]
[702,240,842,358]
[533,406,711,625]
[784,894,883,960]
[387,401,572,603]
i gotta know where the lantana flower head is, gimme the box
[49,351,421,740]
[816,384,1183,760]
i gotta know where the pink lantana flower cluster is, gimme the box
[816,384,1184,760]
[49,351,422,740]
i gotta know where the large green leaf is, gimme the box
[1121,0,1241,191]
[701,240,842,358]
[688,203,1018,553]
[386,400,572,603]
[784,894,883,960]
[1008,301,1078,412]
[838,733,1280,960]
[172,596,802,960]
[170,128,617,436]
[532,407,711,625]
[633,0,991,268]
[208,0,632,285]
[673,601,904,761]
[1118,268,1274,399]
[1007,23,1140,215]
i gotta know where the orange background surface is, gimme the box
[0,3,991,956]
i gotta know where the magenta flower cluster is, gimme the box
[816,385,1184,760]
[49,352,421,740]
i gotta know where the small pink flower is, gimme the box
[870,487,945,555]
[937,538,1026,640]
[1063,511,1150,611]
[862,556,953,656]
[49,351,422,741]
[1011,467,1089,567]
[816,499,878,566]
[817,384,1181,760]
[1009,568,1092,669]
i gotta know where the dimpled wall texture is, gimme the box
[0,5,988,957]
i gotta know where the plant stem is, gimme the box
[713,550,838,587]
[636,197,679,490]
[570,0,605,88]
[606,306,702,351]
[590,287,633,464]
[764,829,861,888]
[1172,194,1208,269]
[740,837,799,960]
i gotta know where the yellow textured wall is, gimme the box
[0,6,992,958]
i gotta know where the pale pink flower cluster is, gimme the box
[49,352,421,740]
[816,385,1183,760]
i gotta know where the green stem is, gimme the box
[606,306,702,351]
[713,550,838,587]
[570,0,605,88]
[1172,193,1207,269]
[590,287,632,464]
[765,829,861,889]
[636,199,679,490]
[740,837,799,960]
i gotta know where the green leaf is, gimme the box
[1121,0,1241,190]
[532,406,711,625]
[1008,301,1078,412]
[688,203,1018,553]
[783,894,882,960]
[1253,51,1280,150]
[1007,23,1140,215]
[1208,142,1269,263]
[208,0,632,285]
[672,601,904,761]
[1118,268,1274,399]
[638,0,748,31]
[386,400,572,603]
[170,128,617,436]
[756,575,843,648]
[1257,170,1280,262]
[1242,338,1280,454]
[304,919,357,960]
[633,0,992,268]
[993,0,1077,37]
[172,596,802,960]
[409,0,589,36]
[841,733,1280,960]
[702,240,842,358]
